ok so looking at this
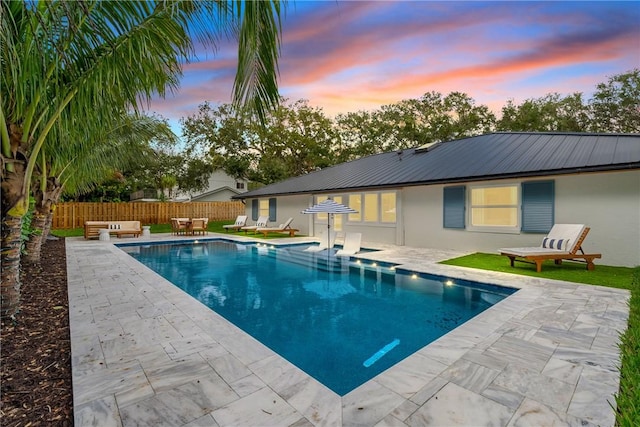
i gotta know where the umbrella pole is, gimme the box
[327,214,331,265]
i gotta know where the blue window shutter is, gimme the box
[443,186,465,229]
[251,199,258,221]
[268,198,277,222]
[521,181,554,233]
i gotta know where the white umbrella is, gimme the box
[301,198,358,255]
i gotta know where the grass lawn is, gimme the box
[51,220,304,239]
[440,252,639,426]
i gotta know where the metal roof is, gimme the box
[235,132,640,199]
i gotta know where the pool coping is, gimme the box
[67,233,629,426]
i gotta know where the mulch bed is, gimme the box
[1,237,73,426]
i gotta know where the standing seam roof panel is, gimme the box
[235,133,640,199]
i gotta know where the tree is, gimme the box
[497,93,590,132]
[24,113,174,262]
[336,91,496,157]
[589,69,640,133]
[182,99,337,185]
[1,0,283,319]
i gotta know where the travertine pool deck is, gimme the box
[67,233,629,426]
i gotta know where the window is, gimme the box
[236,182,245,189]
[469,185,519,229]
[364,194,378,222]
[333,196,344,231]
[259,199,269,219]
[381,192,396,223]
[348,194,361,221]
[346,191,396,224]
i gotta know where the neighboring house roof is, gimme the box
[235,132,640,199]
[190,186,243,201]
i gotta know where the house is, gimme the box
[234,132,640,267]
[175,170,248,202]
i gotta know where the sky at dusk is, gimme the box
[148,1,640,132]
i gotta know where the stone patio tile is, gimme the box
[74,395,122,427]
[206,353,253,384]
[439,358,501,394]
[249,354,310,395]
[228,374,266,398]
[142,353,216,393]
[211,387,302,427]
[374,352,447,398]
[406,382,513,426]
[409,376,448,406]
[280,376,342,427]
[491,364,575,412]
[342,380,406,427]
[507,398,598,427]
[483,335,555,372]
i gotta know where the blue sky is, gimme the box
[148,1,640,131]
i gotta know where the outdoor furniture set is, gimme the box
[226,215,300,237]
[84,220,142,240]
[170,217,208,236]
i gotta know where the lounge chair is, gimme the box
[223,215,248,232]
[240,216,269,234]
[304,229,337,252]
[256,218,298,237]
[335,232,362,256]
[499,224,601,272]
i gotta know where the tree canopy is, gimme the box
[177,69,639,186]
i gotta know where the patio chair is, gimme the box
[304,229,337,252]
[499,224,601,272]
[335,232,362,256]
[256,218,298,237]
[222,215,248,232]
[171,218,188,235]
[240,216,269,234]
[190,218,208,235]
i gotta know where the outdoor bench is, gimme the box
[84,221,142,239]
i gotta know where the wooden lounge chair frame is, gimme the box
[256,218,298,237]
[500,227,602,272]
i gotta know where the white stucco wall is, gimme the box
[244,194,311,232]
[402,170,639,267]
[244,169,639,266]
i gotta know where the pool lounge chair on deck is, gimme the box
[335,232,362,256]
[240,216,269,234]
[499,224,601,272]
[223,215,248,232]
[256,218,298,237]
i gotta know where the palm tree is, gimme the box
[1,0,283,319]
[24,113,175,263]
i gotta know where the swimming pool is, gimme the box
[120,239,517,395]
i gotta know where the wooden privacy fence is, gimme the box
[52,201,245,229]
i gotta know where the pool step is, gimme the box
[253,245,351,273]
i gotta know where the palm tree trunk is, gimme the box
[23,212,47,263]
[24,177,62,263]
[1,214,23,319]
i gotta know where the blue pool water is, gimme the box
[120,240,517,395]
